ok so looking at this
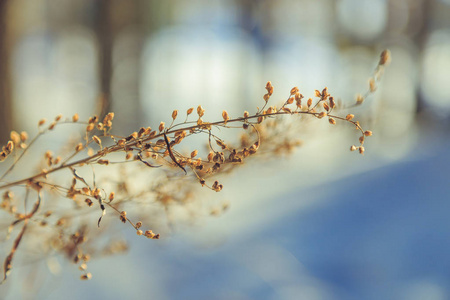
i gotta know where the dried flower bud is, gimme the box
[321,87,329,99]
[6,141,13,152]
[10,131,20,145]
[359,136,365,144]
[290,87,299,95]
[55,114,62,121]
[20,131,28,142]
[359,146,365,154]
[85,199,93,207]
[159,122,165,132]
[137,230,143,236]
[172,110,178,120]
[318,112,327,118]
[75,143,83,152]
[379,49,391,66]
[197,105,205,118]
[323,102,330,111]
[187,107,194,115]
[80,273,92,280]
[265,81,273,95]
[86,123,95,132]
[92,135,101,145]
[315,90,321,98]
[364,130,373,137]
[263,94,270,102]
[356,94,364,105]
[346,114,354,121]
[222,110,230,124]
[72,113,79,122]
[369,78,376,92]
[307,98,313,107]
[350,145,357,151]
[38,119,46,126]
[97,159,109,165]
[287,97,294,104]
[328,117,336,125]
[243,111,249,118]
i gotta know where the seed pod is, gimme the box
[187,107,194,115]
[86,123,95,132]
[346,114,354,121]
[197,105,205,117]
[72,113,79,122]
[350,145,357,151]
[307,98,313,107]
[10,131,20,145]
[379,49,391,66]
[92,135,101,145]
[356,94,364,105]
[38,119,46,126]
[191,150,198,158]
[328,117,336,125]
[159,122,165,132]
[222,110,230,124]
[243,111,249,118]
[172,110,178,120]
[290,87,299,95]
[364,130,373,137]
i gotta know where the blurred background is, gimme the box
[1,0,450,299]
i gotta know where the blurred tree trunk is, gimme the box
[0,0,12,144]
[94,1,113,119]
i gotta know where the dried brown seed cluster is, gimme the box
[0,50,388,283]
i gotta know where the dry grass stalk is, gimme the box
[0,50,389,284]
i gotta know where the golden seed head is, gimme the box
[265,81,274,95]
[263,94,270,102]
[346,114,354,121]
[191,150,198,158]
[187,107,194,115]
[137,230,143,236]
[318,112,327,118]
[72,113,79,122]
[307,98,313,107]
[172,110,178,120]
[287,97,294,104]
[328,117,336,125]
[323,102,330,111]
